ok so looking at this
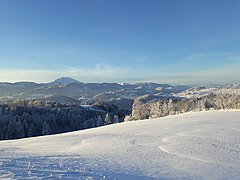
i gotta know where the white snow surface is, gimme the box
[175,87,240,99]
[0,110,240,179]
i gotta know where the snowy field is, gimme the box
[0,110,240,179]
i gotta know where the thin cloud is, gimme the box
[0,65,126,83]
[1,57,240,85]
[0,69,61,83]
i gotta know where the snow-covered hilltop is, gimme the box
[175,85,240,98]
[49,77,82,86]
[129,92,240,120]
[0,110,240,179]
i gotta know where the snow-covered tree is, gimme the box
[42,121,51,135]
[97,115,104,127]
[104,113,112,125]
[124,115,131,122]
[0,117,4,139]
[5,118,25,139]
[113,115,119,123]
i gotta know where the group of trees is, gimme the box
[0,100,122,140]
[127,93,240,121]
[3,91,239,140]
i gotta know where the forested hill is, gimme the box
[127,93,240,121]
[0,100,123,140]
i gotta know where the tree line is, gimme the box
[126,93,240,121]
[0,100,122,140]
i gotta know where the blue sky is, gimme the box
[0,0,240,84]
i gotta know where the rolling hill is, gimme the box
[0,110,239,179]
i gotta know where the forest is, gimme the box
[0,100,122,140]
[126,93,240,120]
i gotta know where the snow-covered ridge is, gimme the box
[0,77,188,103]
[175,86,240,98]
[0,110,239,179]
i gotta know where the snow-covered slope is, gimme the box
[0,110,240,179]
[175,86,240,98]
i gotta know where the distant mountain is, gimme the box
[0,77,190,110]
[6,77,239,113]
[49,77,82,86]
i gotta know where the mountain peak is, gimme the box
[51,77,81,86]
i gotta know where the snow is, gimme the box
[50,77,81,86]
[175,86,240,99]
[0,110,240,179]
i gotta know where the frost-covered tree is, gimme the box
[130,93,240,120]
[5,118,25,139]
[124,115,132,122]
[113,115,119,123]
[0,117,4,139]
[104,113,112,125]
[97,115,104,127]
[42,121,51,135]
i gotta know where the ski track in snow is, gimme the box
[0,110,240,179]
